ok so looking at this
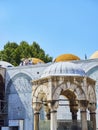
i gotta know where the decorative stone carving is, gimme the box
[32,85,49,102]
[32,101,42,113]
[79,100,88,111]
[32,71,96,130]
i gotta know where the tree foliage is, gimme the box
[0,41,53,66]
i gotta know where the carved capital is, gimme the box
[32,101,42,113]
[48,100,59,111]
[70,105,78,113]
[79,100,88,111]
[44,104,50,113]
[88,103,96,112]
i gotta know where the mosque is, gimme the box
[0,51,98,130]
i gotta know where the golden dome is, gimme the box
[54,54,80,62]
[31,58,44,64]
[20,57,44,65]
[90,51,98,59]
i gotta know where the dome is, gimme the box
[32,58,44,64]
[41,62,86,78]
[20,57,44,65]
[0,61,14,68]
[90,51,98,59]
[54,54,80,62]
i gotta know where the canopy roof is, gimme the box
[41,62,86,78]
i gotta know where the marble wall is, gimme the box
[5,59,98,129]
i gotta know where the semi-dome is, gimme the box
[90,51,98,59]
[0,61,14,68]
[54,54,80,62]
[41,62,86,78]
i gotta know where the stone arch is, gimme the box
[88,85,96,103]
[32,85,49,103]
[86,65,98,76]
[84,62,98,73]
[52,82,86,101]
[61,89,77,100]
[32,76,96,130]
[7,69,34,80]
[6,72,32,94]
[86,65,98,108]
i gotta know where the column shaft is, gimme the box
[51,110,57,130]
[72,112,77,121]
[46,112,50,120]
[34,112,39,130]
[90,112,96,130]
[81,110,88,130]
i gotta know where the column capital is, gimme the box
[90,111,96,115]
[32,101,42,113]
[48,100,59,111]
[79,100,88,111]
[70,105,78,113]
[88,103,96,112]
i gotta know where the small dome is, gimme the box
[54,54,80,62]
[41,62,86,78]
[90,51,98,59]
[32,58,44,64]
[20,57,44,66]
[0,61,14,68]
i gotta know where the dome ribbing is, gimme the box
[41,62,86,78]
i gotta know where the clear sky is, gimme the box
[0,0,98,60]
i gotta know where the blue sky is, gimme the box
[0,0,98,59]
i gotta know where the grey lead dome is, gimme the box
[41,62,86,78]
[0,61,14,68]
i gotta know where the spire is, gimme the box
[85,54,87,60]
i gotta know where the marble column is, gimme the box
[72,111,77,120]
[33,102,42,130]
[46,111,50,120]
[70,101,78,122]
[88,103,96,130]
[44,104,51,120]
[90,111,96,130]
[48,100,59,130]
[34,110,40,130]
[79,100,88,130]
[80,109,88,130]
[50,109,57,130]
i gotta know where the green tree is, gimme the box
[17,41,31,58]
[0,41,53,66]
[4,42,18,49]
[0,42,19,65]
[30,42,52,63]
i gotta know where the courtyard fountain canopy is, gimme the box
[32,61,97,130]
